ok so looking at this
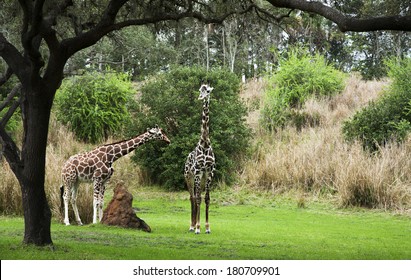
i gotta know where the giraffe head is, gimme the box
[146,125,171,144]
[198,81,213,101]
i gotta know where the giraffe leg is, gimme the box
[92,180,102,224]
[62,184,71,226]
[194,173,202,234]
[185,176,196,231]
[204,174,213,234]
[97,183,106,222]
[190,195,196,231]
[71,183,83,225]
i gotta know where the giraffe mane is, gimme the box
[100,133,147,147]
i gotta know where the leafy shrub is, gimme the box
[55,71,135,143]
[128,66,250,190]
[343,58,411,151]
[262,47,345,130]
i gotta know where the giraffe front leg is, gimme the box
[194,174,202,234]
[185,176,196,231]
[62,186,71,226]
[190,195,196,231]
[92,196,98,224]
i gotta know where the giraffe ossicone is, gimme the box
[60,125,170,226]
[184,82,216,234]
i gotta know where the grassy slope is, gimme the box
[1,187,410,260]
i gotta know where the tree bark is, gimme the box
[19,87,54,245]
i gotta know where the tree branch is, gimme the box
[62,0,128,58]
[0,85,23,171]
[0,84,21,113]
[264,0,411,32]
[0,33,28,83]
[0,88,22,128]
[0,67,13,88]
[0,124,23,173]
[63,0,254,58]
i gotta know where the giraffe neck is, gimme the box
[200,98,210,147]
[109,132,151,162]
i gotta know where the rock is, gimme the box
[101,182,151,232]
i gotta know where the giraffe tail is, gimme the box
[60,185,64,214]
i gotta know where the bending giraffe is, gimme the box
[60,125,170,225]
[184,82,216,234]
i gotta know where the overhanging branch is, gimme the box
[0,33,29,83]
[63,1,257,57]
[264,0,411,32]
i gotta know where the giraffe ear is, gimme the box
[155,124,159,129]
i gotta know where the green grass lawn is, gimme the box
[0,187,410,260]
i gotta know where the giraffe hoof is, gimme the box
[205,230,211,234]
[195,229,201,234]
[189,228,195,232]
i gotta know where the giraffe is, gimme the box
[184,82,216,234]
[60,125,170,226]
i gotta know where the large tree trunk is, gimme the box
[19,87,53,246]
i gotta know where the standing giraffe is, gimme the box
[184,82,216,234]
[60,125,170,225]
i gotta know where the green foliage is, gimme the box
[55,71,135,143]
[261,47,345,130]
[343,58,411,150]
[128,66,250,190]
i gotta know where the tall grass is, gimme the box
[240,75,411,211]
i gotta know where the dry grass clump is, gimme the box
[0,163,23,215]
[240,75,411,211]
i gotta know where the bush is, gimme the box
[55,71,135,143]
[128,66,250,190]
[261,47,345,130]
[343,58,411,151]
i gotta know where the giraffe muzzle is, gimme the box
[163,135,171,144]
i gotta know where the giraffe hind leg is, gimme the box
[97,183,106,222]
[70,182,83,225]
[204,174,213,234]
[92,178,106,224]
